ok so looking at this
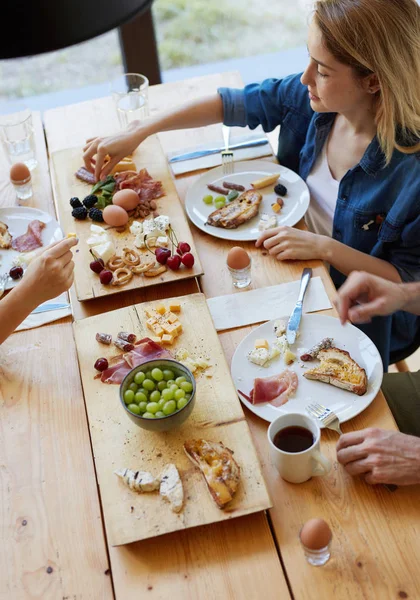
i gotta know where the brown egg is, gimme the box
[103,205,129,227]
[10,162,31,183]
[112,189,139,211]
[300,519,332,550]
[227,246,250,270]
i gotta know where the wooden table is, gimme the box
[1,73,419,600]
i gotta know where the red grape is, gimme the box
[9,266,24,280]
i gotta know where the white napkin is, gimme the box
[167,131,274,176]
[207,277,332,332]
[15,294,72,332]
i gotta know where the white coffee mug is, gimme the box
[267,413,331,484]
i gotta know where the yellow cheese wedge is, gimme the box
[107,155,137,174]
[156,305,166,315]
[251,173,281,189]
[255,339,269,350]
[169,303,181,313]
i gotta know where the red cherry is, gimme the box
[94,357,109,372]
[155,247,171,265]
[90,259,104,274]
[99,270,113,285]
[176,241,191,256]
[181,252,195,268]
[9,266,24,280]
[167,254,182,271]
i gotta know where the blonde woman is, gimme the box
[83,0,420,369]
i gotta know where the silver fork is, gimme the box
[221,125,234,175]
[306,402,343,435]
[0,273,9,299]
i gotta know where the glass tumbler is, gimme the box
[111,73,149,129]
[1,109,37,170]
[228,260,252,289]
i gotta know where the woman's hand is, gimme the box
[83,121,145,181]
[337,428,420,486]
[255,226,328,261]
[22,237,78,305]
[334,271,407,324]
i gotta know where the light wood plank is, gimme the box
[0,322,113,600]
[73,293,271,546]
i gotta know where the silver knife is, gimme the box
[286,268,312,345]
[168,138,269,163]
[31,302,71,315]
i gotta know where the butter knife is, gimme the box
[168,138,269,163]
[31,302,71,315]
[286,268,312,345]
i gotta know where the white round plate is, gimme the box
[185,160,310,241]
[0,207,63,290]
[231,314,383,426]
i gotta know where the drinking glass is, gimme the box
[111,73,149,129]
[1,109,37,170]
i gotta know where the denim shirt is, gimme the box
[219,73,420,369]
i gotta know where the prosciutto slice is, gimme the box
[12,220,45,252]
[117,168,164,200]
[249,370,298,407]
[100,337,172,384]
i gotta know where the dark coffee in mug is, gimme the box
[273,426,314,453]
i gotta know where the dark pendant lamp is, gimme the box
[2,0,160,83]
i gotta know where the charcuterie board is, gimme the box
[73,293,271,546]
[50,135,203,302]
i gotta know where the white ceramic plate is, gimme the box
[0,207,63,290]
[231,314,383,426]
[185,160,310,241]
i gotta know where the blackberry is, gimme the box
[70,197,82,209]
[72,206,88,220]
[83,194,98,209]
[89,207,104,222]
[274,183,288,196]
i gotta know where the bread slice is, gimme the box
[303,347,367,396]
[0,221,12,249]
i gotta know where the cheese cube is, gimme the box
[271,202,281,213]
[161,333,174,345]
[284,349,296,365]
[173,322,183,334]
[169,303,181,313]
[150,336,163,343]
[248,348,269,366]
[156,305,166,315]
[129,221,143,235]
[134,234,146,249]
[161,322,178,335]
[154,215,170,232]
[156,236,169,248]
[167,312,178,324]
[145,308,161,320]
[146,317,157,329]
[151,324,164,337]
[91,241,115,265]
[255,339,269,350]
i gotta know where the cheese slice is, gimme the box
[91,241,115,265]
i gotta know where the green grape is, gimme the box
[162,388,174,401]
[151,368,163,382]
[155,411,165,418]
[142,379,155,391]
[166,379,175,386]
[128,403,140,415]
[214,195,226,204]
[203,194,213,205]
[146,402,159,414]
[170,383,179,393]
[175,376,186,386]
[150,390,161,403]
[163,370,175,381]
[124,390,135,404]
[138,401,148,413]
[134,371,146,385]
[180,381,193,393]
[177,397,188,410]
[174,389,185,401]
[145,370,153,380]
[185,393,192,401]
[157,380,167,392]
[142,412,155,419]
[163,400,177,415]
[128,382,138,393]
[215,201,225,210]
[134,391,148,404]
[158,398,166,410]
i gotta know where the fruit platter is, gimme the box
[73,293,271,545]
[49,137,203,301]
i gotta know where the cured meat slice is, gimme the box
[12,220,46,252]
[250,369,298,407]
[117,169,164,200]
[101,338,172,383]
[100,360,131,384]
[75,167,96,184]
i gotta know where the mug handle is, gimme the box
[311,450,332,477]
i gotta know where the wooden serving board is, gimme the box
[73,293,271,546]
[50,135,203,301]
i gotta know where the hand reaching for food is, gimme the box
[255,225,328,261]
[83,121,145,181]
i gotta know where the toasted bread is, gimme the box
[303,347,367,396]
[0,221,12,249]
[206,190,262,229]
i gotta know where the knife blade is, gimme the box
[31,302,71,315]
[286,268,312,345]
[168,138,269,163]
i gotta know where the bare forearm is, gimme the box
[322,238,402,283]
[0,284,38,345]
[400,282,420,315]
[133,94,224,140]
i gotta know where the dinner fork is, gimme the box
[306,402,343,435]
[221,125,234,175]
[0,273,9,299]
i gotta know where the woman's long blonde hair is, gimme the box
[315,0,420,164]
